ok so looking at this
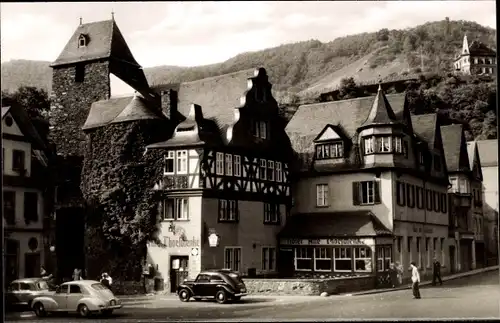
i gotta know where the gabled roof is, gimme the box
[359,84,399,129]
[440,124,470,172]
[279,211,392,238]
[151,68,256,128]
[313,124,349,142]
[1,106,49,152]
[51,19,141,68]
[82,94,162,130]
[467,141,483,180]
[411,114,438,147]
[468,41,496,56]
[476,139,498,167]
[286,93,406,155]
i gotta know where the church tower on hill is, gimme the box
[453,34,496,75]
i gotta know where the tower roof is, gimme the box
[51,19,141,67]
[359,84,398,129]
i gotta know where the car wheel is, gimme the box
[78,304,90,318]
[34,302,47,317]
[215,290,227,304]
[102,309,113,316]
[178,289,191,302]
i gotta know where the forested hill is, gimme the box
[1,19,495,99]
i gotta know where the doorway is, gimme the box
[170,256,189,293]
[25,253,41,278]
[278,248,294,278]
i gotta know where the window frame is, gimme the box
[218,199,238,222]
[364,137,374,154]
[225,154,233,176]
[23,192,38,223]
[176,150,188,175]
[260,159,267,180]
[162,198,189,221]
[275,162,283,182]
[316,184,329,207]
[261,247,276,271]
[394,137,403,153]
[268,161,275,181]
[295,247,313,271]
[314,247,332,272]
[233,155,241,177]
[354,247,372,273]
[360,181,375,205]
[379,136,392,153]
[3,190,16,225]
[164,151,175,174]
[264,202,280,224]
[333,247,352,272]
[12,149,25,172]
[224,247,242,272]
[215,152,224,176]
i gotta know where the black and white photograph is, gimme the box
[1,1,499,321]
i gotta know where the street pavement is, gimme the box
[5,269,499,322]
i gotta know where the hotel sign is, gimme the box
[280,238,374,246]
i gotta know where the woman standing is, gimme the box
[388,263,399,288]
[395,261,404,285]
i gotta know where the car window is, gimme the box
[69,285,82,294]
[19,282,36,291]
[37,281,49,290]
[9,282,19,291]
[91,283,109,291]
[56,285,68,294]
[210,275,224,283]
[227,273,244,283]
[196,274,210,282]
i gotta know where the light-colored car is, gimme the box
[31,280,122,317]
[6,278,51,309]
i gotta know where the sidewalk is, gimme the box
[345,265,499,297]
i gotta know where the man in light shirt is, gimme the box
[410,261,421,299]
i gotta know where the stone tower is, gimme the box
[49,18,157,278]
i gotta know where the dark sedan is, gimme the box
[6,278,51,309]
[177,269,247,304]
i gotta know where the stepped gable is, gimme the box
[82,94,162,131]
[51,19,141,68]
[440,124,470,172]
[359,84,399,130]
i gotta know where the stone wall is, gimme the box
[245,276,376,296]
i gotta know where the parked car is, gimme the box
[177,269,247,304]
[6,278,51,309]
[30,280,122,318]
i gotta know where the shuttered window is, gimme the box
[396,181,406,206]
[407,184,416,208]
[440,193,448,214]
[353,181,381,205]
[433,192,440,212]
[425,189,433,211]
[416,187,424,209]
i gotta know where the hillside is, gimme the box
[1,19,496,102]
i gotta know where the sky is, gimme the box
[1,1,497,68]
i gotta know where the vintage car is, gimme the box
[6,278,51,309]
[30,280,122,317]
[177,269,247,304]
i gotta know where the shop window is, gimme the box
[225,154,233,176]
[224,247,241,272]
[264,203,280,224]
[219,199,238,222]
[295,247,313,271]
[162,198,189,220]
[233,155,241,177]
[316,184,329,207]
[314,248,332,271]
[376,246,392,272]
[354,247,372,272]
[262,247,276,271]
[334,247,352,272]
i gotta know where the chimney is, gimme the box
[160,89,178,123]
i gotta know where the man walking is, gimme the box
[410,261,421,299]
[432,257,443,286]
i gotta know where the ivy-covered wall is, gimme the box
[81,119,172,280]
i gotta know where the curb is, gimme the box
[345,265,499,297]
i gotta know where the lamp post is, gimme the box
[208,229,220,269]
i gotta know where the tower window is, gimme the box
[78,34,87,47]
[75,64,85,83]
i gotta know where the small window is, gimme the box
[69,285,82,294]
[268,161,275,181]
[260,159,267,180]
[78,34,87,47]
[12,150,25,172]
[225,154,233,176]
[164,151,174,174]
[219,199,238,222]
[233,155,241,177]
[264,203,280,224]
[275,162,283,182]
[316,184,329,207]
[364,137,374,154]
[216,152,224,175]
[75,64,85,83]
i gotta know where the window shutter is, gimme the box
[374,180,381,204]
[396,181,402,206]
[411,185,416,208]
[441,193,447,214]
[352,182,360,205]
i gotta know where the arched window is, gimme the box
[78,34,87,47]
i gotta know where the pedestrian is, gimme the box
[72,268,82,281]
[388,263,399,288]
[410,261,421,299]
[40,266,53,279]
[432,257,443,286]
[100,273,113,288]
[395,261,404,285]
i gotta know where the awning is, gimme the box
[279,211,392,238]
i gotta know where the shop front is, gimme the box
[278,212,393,285]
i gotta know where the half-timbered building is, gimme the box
[145,68,294,292]
[284,85,450,285]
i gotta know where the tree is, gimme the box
[338,77,358,100]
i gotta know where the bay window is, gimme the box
[378,136,392,152]
[295,248,312,271]
[394,137,402,153]
[364,137,374,154]
[334,247,352,271]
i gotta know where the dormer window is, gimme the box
[78,34,87,47]
[316,142,344,159]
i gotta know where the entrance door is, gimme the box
[277,248,294,278]
[449,246,456,273]
[170,256,189,293]
[24,253,40,278]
